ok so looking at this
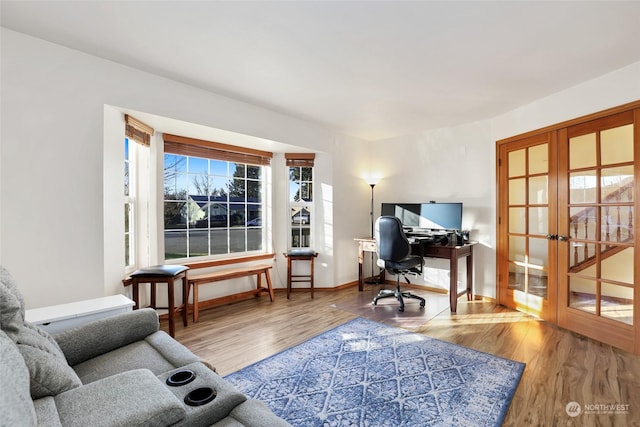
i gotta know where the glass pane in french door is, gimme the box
[566,122,634,326]
[507,143,550,300]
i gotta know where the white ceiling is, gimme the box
[2,1,640,141]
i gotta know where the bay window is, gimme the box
[163,134,272,260]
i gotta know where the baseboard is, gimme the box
[420,285,448,294]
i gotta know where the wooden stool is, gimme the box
[284,250,318,299]
[128,265,188,338]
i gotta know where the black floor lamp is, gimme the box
[365,176,381,284]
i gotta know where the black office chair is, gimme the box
[372,216,426,312]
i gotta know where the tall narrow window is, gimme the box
[163,134,272,260]
[124,138,134,267]
[286,153,315,248]
[124,114,153,270]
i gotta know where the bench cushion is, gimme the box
[131,265,189,277]
[286,249,317,257]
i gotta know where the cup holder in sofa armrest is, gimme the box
[166,369,196,387]
[184,387,217,406]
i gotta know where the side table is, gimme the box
[127,265,189,338]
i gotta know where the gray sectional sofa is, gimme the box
[0,266,291,427]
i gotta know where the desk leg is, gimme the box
[358,243,364,291]
[450,250,458,313]
[466,249,473,301]
[310,256,315,299]
[286,256,292,299]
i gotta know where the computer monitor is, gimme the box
[380,202,463,231]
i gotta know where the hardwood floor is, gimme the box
[169,285,640,426]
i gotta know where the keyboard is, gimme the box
[408,235,436,245]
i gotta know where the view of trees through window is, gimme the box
[164,153,264,259]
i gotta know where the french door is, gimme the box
[557,110,638,353]
[497,132,557,322]
[498,104,640,354]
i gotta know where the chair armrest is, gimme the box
[54,369,185,427]
[54,308,159,366]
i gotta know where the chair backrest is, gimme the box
[375,216,410,262]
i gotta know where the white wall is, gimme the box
[491,62,640,141]
[370,121,495,297]
[1,29,369,308]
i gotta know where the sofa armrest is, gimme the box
[53,308,159,366]
[54,369,185,427]
[227,399,293,427]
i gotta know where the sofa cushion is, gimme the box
[0,277,82,399]
[0,329,37,427]
[71,330,199,384]
[0,266,26,333]
[13,321,83,399]
[210,418,244,427]
[72,339,179,384]
[55,307,160,366]
[55,369,186,427]
[33,397,63,427]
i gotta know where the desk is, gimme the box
[355,237,476,312]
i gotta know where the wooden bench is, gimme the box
[186,264,274,323]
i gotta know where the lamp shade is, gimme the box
[363,174,382,186]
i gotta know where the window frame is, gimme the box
[124,137,135,269]
[162,134,273,262]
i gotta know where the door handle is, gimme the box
[546,234,557,240]
[557,235,569,242]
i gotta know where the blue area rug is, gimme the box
[225,318,525,426]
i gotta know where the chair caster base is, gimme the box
[372,292,425,312]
